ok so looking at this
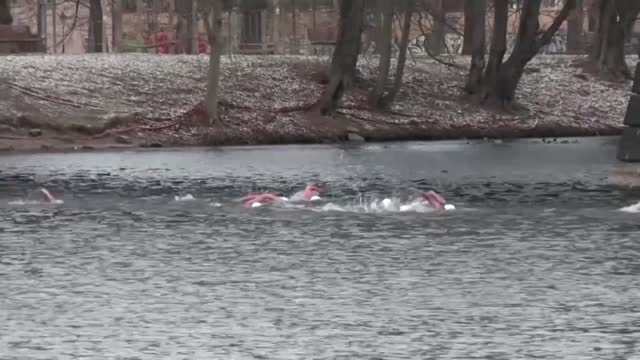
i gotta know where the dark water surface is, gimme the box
[1,138,639,359]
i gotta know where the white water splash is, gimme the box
[174,194,195,202]
[619,202,640,213]
[8,199,64,205]
[317,197,456,214]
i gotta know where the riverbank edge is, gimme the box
[0,117,623,154]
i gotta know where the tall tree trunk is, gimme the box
[273,0,283,53]
[205,0,224,123]
[332,0,340,14]
[464,0,486,94]
[168,0,175,35]
[589,0,640,80]
[313,0,365,115]
[0,0,11,25]
[191,0,198,54]
[175,1,193,54]
[372,5,382,54]
[462,0,475,55]
[37,0,45,46]
[385,0,414,105]
[427,0,445,55]
[52,0,57,53]
[112,0,123,52]
[369,0,393,107]
[480,0,509,102]
[291,0,297,54]
[89,0,104,52]
[566,0,583,52]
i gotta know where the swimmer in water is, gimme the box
[396,190,455,212]
[302,183,326,201]
[39,188,63,204]
[419,190,447,211]
[247,183,327,206]
[241,193,289,208]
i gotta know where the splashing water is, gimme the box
[174,194,195,202]
[8,188,64,205]
[619,201,640,213]
[317,197,457,214]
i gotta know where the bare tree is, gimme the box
[112,0,123,52]
[385,0,415,105]
[462,0,474,55]
[89,0,103,52]
[466,0,576,107]
[175,1,194,54]
[427,0,445,55]
[369,0,393,107]
[589,0,640,80]
[0,0,12,25]
[204,0,224,124]
[464,0,486,93]
[191,0,198,54]
[566,0,583,52]
[313,0,365,115]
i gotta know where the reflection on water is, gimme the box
[1,138,639,359]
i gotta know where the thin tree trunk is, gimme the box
[205,0,224,124]
[89,0,104,52]
[273,0,282,53]
[112,0,123,52]
[311,0,317,32]
[0,0,11,25]
[427,0,445,55]
[480,0,509,101]
[168,0,175,35]
[291,0,297,54]
[136,0,143,15]
[314,0,365,115]
[369,0,393,107]
[566,0,583,52]
[373,5,382,54]
[385,0,414,105]
[589,0,640,79]
[37,0,44,45]
[462,0,474,55]
[191,0,198,54]
[102,0,109,52]
[175,1,192,53]
[464,0,486,94]
[52,0,57,53]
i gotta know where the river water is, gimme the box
[1,137,639,359]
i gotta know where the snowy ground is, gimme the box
[0,53,634,150]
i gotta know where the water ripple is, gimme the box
[1,139,638,359]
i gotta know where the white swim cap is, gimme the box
[444,204,456,211]
[310,195,321,201]
[251,202,262,208]
[280,197,289,202]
